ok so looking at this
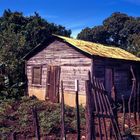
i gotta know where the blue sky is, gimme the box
[0,0,140,38]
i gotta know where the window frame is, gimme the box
[31,66,42,86]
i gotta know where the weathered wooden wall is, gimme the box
[27,40,91,106]
[26,39,140,105]
[93,58,136,99]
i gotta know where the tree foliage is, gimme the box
[77,12,140,56]
[0,9,71,99]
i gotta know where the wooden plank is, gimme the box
[47,66,60,103]
[85,78,95,140]
[55,66,61,102]
[92,77,103,140]
[100,83,122,140]
[121,95,125,133]
[75,80,81,140]
[12,132,16,140]
[32,107,40,140]
[61,81,66,140]
[137,82,140,125]
[46,65,51,100]
[97,79,108,140]
[105,68,113,93]
[128,66,136,128]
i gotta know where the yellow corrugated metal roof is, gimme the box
[54,35,140,62]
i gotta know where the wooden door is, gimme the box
[46,66,61,103]
[105,68,113,93]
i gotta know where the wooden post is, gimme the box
[137,82,140,126]
[32,107,40,140]
[111,68,116,103]
[122,95,125,133]
[85,80,95,140]
[61,81,66,140]
[12,132,16,140]
[24,60,28,96]
[111,86,116,103]
[85,72,96,140]
[111,68,118,125]
[128,66,136,128]
[92,77,103,140]
[111,85,118,126]
[75,79,81,140]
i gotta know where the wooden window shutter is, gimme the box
[32,66,42,85]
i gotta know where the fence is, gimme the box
[85,72,122,140]
[85,67,140,140]
[11,68,140,140]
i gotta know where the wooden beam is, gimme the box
[75,79,81,140]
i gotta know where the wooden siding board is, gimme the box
[60,65,90,93]
[93,59,134,100]
[27,40,92,97]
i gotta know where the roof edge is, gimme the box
[23,35,55,60]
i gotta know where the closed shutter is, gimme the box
[32,66,42,85]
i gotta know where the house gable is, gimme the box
[26,40,92,105]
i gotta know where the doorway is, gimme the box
[46,65,61,103]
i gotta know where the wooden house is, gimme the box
[24,35,140,106]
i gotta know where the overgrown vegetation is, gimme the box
[0,96,85,140]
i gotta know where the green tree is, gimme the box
[0,9,71,99]
[77,12,140,56]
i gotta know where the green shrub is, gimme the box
[0,96,86,139]
[0,126,13,140]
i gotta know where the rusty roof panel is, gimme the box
[54,35,140,62]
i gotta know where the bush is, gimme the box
[0,96,86,139]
